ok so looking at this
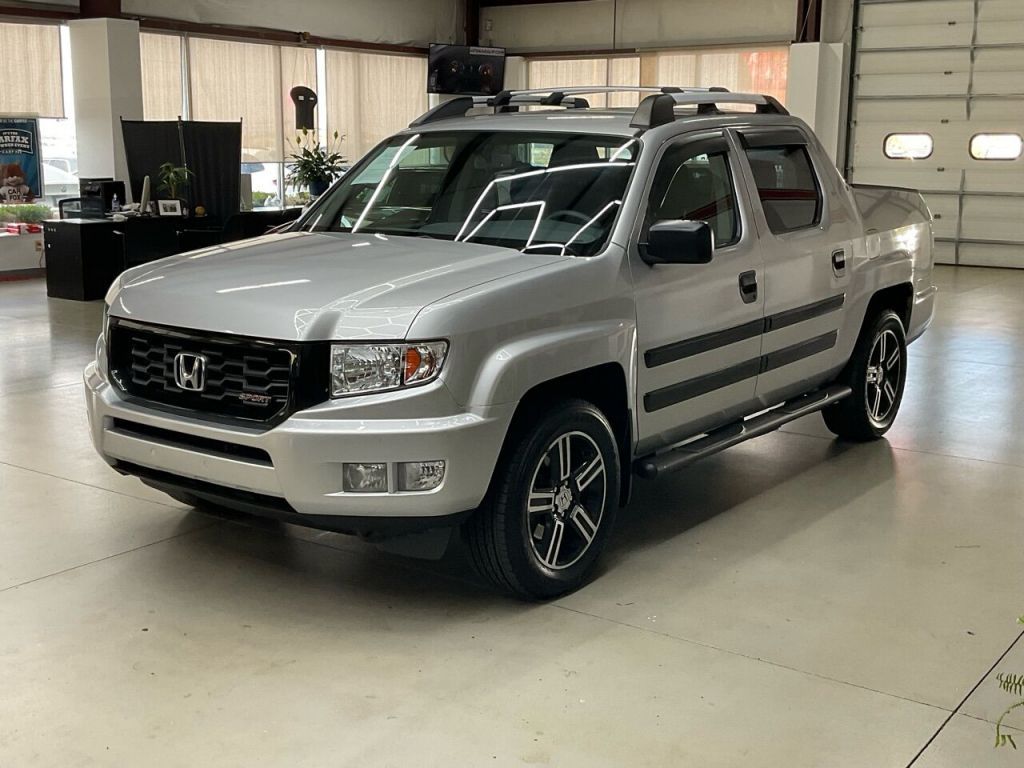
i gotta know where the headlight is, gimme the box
[330,341,448,397]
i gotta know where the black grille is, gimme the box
[108,319,329,425]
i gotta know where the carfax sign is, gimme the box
[0,117,43,203]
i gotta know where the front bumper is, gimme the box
[84,361,513,525]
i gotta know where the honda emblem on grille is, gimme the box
[173,352,207,392]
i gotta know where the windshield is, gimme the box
[299,130,639,256]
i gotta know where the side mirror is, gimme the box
[640,219,714,265]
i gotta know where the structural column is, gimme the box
[68,17,144,199]
[785,42,848,165]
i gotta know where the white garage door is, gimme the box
[847,0,1024,268]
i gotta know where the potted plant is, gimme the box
[994,614,1024,749]
[156,162,193,201]
[287,129,345,198]
[1,203,52,234]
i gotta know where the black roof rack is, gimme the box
[408,86,789,129]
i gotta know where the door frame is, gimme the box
[625,127,768,452]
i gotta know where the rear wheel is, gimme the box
[464,399,620,600]
[823,309,907,441]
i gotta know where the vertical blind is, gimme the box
[325,50,427,160]
[647,47,789,103]
[143,36,427,164]
[526,58,642,108]
[140,33,183,121]
[188,37,282,163]
[527,46,790,107]
[0,22,64,118]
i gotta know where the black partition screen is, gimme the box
[121,118,242,223]
[121,120,183,204]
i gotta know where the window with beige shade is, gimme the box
[188,37,283,164]
[324,49,427,160]
[526,46,789,108]
[140,33,183,121]
[0,21,64,118]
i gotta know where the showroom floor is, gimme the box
[1,266,1022,767]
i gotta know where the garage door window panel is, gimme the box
[744,146,822,234]
[969,133,1023,161]
[883,133,934,160]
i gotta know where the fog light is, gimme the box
[342,463,388,493]
[397,461,446,492]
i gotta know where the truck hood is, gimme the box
[110,231,567,341]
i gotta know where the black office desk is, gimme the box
[43,210,301,301]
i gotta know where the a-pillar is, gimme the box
[67,17,143,200]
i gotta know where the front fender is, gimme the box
[408,249,637,411]
[462,319,636,407]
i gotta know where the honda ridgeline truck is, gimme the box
[85,87,936,598]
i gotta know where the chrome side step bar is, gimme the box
[634,385,852,480]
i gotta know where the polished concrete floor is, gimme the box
[1,266,1022,766]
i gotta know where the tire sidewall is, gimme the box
[854,311,907,436]
[499,403,620,598]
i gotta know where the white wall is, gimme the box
[480,0,797,51]
[785,42,848,164]
[122,0,462,46]
[821,0,856,46]
[0,234,44,273]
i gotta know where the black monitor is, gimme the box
[427,44,506,97]
[78,178,124,218]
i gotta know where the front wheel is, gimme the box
[823,309,908,441]
[464,399,620,600]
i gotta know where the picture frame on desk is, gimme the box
[157,199,183,217]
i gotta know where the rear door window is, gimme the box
[743,145,822,234]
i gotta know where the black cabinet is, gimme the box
[42,210,303,302]
[42,219,119,301]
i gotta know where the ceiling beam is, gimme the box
[794,0,821,43]
[79,0,121,18]
[479,0,583,6]
[466,0,480,45]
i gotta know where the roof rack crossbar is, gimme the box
[408,86,788,128]
[630,91,789,129]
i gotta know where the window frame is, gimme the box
[640,133,744,251]
[882,132,934,161]
[968,132,1023,162]
[739,136,824,236]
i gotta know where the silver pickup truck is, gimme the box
[85,87,936,598]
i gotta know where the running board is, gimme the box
[634,385,852,480]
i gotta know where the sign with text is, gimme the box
[0,117,43,203]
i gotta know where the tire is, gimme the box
[464,399,621,600]
[823,309,908,441]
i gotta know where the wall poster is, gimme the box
[0,117,43,204]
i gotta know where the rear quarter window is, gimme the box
[743,145,822,234]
